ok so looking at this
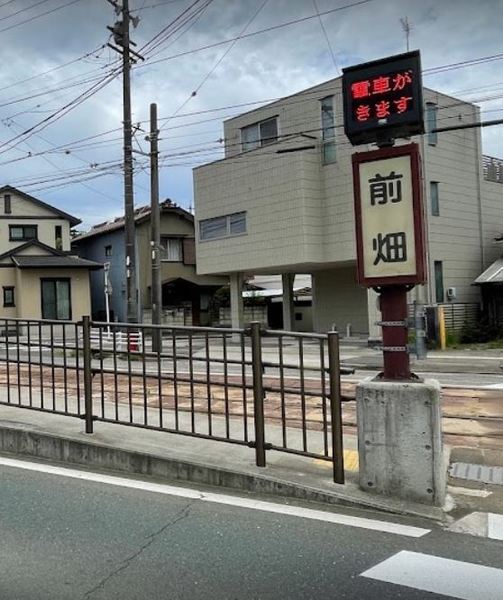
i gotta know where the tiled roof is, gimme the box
[72,200,193,242]
[13,255,102,270]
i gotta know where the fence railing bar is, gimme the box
[188,332,195,434]
[298,337,307,453]
[205,332,212,436]
[172,329,179,431]
[99,327,105,419]
[142,328,148,426]
[320,337,329,457]
[50,323,56,411]
[328,331,344,484]
[62,325,68,414]
[27,323,33,408]
[16,321,21,405]
[279,334,287,449]
[240,333,249,443]
[157,333,163,429]
[74,322,81,414]
[127,325,133,424]
[223,332,230,439]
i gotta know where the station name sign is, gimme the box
[342,50,424,146]
[352,143,426,287]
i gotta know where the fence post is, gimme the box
[82,315,94,434]
[250,321,266,467]
[328,331,344,484]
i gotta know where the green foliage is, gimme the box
[459,317,503,344]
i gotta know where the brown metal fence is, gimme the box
[0,317,347,483]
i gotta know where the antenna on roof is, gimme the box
[400,17,411,52]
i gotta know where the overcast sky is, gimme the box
[0,0,501,229]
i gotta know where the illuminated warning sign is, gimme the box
[343,51,424,146]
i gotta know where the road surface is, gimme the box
[0,457,502,599]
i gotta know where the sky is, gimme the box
[0,0,502,230]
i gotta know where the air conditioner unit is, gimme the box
[446,287,457,301]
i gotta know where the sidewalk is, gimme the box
[0,403,446,521]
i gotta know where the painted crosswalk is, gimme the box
[361,550,503,599]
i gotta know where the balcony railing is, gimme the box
[483,155,503,184]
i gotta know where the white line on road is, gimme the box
[361,550,503,599]
[488,513,503,541]
[0,456,430,538]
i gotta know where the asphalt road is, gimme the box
[0,459,502,599]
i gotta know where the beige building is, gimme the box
[193,77,503,335]
[0,186,100,322]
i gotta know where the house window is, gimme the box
[430,181,440,216]
[160,237,182,262]
[104,245,112,257]
[4,194,11,214]
[41,279,71,320]
[3,286,14,307]
[426,102,438,146]
[241,117,278,151]
[55,225,63,250]
[199,212,247,241]
[434,261,444,303]
[321,95,336,164]
[9,224,37,242]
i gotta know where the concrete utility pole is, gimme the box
[149,102,162,352]
[107,0,142,323]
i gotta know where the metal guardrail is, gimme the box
[0,317,346,483]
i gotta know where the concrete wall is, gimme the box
[0,191,72,252]
[0,267,19,318]
[481,180,503,268]
[312,266,368,334]
[15,268,91,320]
[194,143,324,274]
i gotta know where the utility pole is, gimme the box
[107,0,143,323]
[149,102,162,352]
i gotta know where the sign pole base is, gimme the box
[380,285,411,380]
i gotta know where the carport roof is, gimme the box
[474,257,503,284]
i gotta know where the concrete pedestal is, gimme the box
[356,378,446,506]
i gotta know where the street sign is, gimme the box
[352,143,426,288]
[342,50,424,146]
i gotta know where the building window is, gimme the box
[41,279,71,320]
[3,286,14,307]
[160,237,182,261]
[241,117,278,151]
[426,102,438,146]
[434,261,444,303]
[321,95,336,164]
[55,225,63,250]
[199,212,247,241]
[9,224,38,242]
[104,245,112,257]
[430,181,440,216]
[4,194,11,214]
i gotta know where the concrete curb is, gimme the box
[0,423,446,522]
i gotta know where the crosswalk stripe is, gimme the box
[488,513,503,541]
[361,550,503,600]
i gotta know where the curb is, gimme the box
[0,423,445,522]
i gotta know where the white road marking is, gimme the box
[0,456,430,538]
[361,550,503,599]
[447,486,492,498]
[483,383,503,390]
[488,513,503,541]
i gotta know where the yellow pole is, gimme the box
[438,305,446,350]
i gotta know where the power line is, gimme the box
[0,0,53,24]
[0,0,82,36]
[159,0,269,133]
[313,0,340,75]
